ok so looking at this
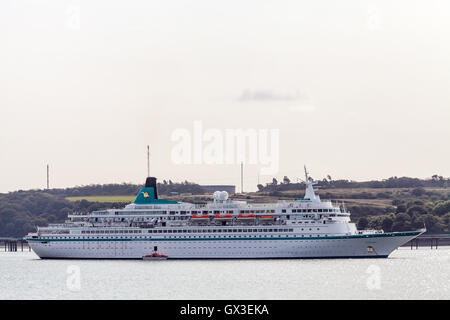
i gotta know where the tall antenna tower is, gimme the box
[241,161,244,193]
[147,145,150,177]
[46,164,49,189]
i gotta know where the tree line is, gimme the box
[257,175,450,192]
[30,180,207,197]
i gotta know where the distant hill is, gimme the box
[257,175,449,192]
[28,180,207,197]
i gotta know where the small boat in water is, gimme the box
[142,253,168,260]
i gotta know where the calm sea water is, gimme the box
[1,247,449,299]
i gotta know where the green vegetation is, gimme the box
[257,175,450,191]
[66,196,136,203]
[41,180,206,198]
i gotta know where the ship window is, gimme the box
[282,209,286,213]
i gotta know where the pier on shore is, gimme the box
[0,238,31,252]
[402,234,450,249]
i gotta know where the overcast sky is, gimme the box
[1,0,449,193]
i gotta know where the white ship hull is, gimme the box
[27,231,421,259]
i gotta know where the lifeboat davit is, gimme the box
[237,214,256,219]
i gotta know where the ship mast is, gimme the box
[304,165,309,182]
[303,165,318,201]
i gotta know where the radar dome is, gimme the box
[213,191,229,201]
[219,191,229,201]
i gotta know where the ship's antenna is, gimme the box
[147,145,150,177]
[304,165,309,182]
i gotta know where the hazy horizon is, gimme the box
[1,171,448,194]
[2,0,450,193]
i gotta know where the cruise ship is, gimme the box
[25,170,424,259]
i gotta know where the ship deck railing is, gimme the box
[358,229,384,235]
